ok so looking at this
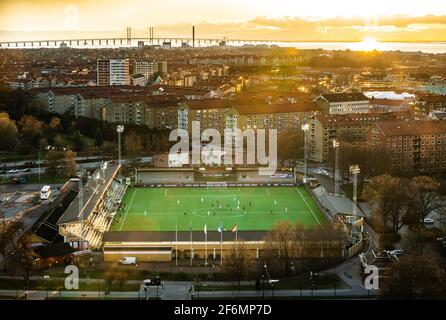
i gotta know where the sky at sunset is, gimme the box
[1,0,446,42]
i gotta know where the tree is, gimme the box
[0,220,25,272]
[264,221,295,274]
[125,132,144,165]
[277,129,304,167]
[71,131,85,152]
[49,117,61,132]
[19,115,43,150]
[103,263,128,290]
[0,112,18,150]
[8,234,37,286]
[363,174,409,233]
[94,128,104,147]
[64,150,77,177]
[46,150,65,176]
[380,253,446,299]
[407,176,443,225]
[223,242,253,289]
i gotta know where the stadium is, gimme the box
[55,164,350,264]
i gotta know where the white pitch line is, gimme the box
[295,187,323,229]
[119,189,137,231]
[165,189,167,197]
[266,188,270,196]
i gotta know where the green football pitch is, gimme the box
[110,186,328,232]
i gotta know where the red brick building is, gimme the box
[368,121,446,173]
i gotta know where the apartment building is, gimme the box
[103,96,150,126]
[97,59,130,86]
[413,95,446,120]
[178,100,321,134]
[316,92,370,114]
[310,112,412,162]
[236,102,321,133]
[368,121,446,173]
[133,61,155,83]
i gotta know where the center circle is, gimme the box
[192,208,247,218]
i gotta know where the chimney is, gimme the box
[192,26,195,47]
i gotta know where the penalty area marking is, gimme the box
[119,189,137,231]
[266,188,270,196]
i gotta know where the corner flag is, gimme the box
[218,223,223,233]
[231,224,237,232]
[204,224,207,235]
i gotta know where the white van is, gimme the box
[120,257,136,265]
[40,185,52,200]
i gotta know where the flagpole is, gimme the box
[190,222,193,267]
[205,228,208,267]
[220,222,223,267]
[236,227,238,258]
[175,222,178,267]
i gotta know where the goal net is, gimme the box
[206,182,227,189]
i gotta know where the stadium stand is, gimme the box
[57,163,126,249]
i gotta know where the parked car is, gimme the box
[119,256,136,265]
[12,177,27,184]
[387,249,404,257]
[424,218,435,225]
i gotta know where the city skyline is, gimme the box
[1,0,446,42]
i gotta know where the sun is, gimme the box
[351,37,386,51]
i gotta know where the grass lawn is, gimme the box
[25,174,69,185]
[0,278,139,291]
[110,186,328,232]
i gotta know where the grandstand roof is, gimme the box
[57,163,120,225]
[32,188,78,243]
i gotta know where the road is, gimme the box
[1,156,153,178]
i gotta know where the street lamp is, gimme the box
[332,139,340,195]
[349,165,360,219]
[301,124,310,184]
[117,125,124,175]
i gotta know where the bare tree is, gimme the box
[223,241,253,289]
[363,174,409,233]
[8,233,37,286]
[265,221,295,274]
[381,253,446,300]
[407,176,443,224]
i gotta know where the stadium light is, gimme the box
[349,165,360,219]
[301,124,309,184]
[333,139,340,195]
[117,125,124,175]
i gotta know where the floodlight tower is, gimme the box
[349,165,360,218]
[117,125,124,174]
[301,124,310,183]
[333,139,340,195]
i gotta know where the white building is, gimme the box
[316,93,370,114]
[97,59,130,86]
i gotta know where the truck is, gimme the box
[119,257,136,265]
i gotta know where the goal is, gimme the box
[206,182,227,189]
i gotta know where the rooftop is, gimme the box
[320,92,369,103]
[57,163,120,225]
[375,120,446,136]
